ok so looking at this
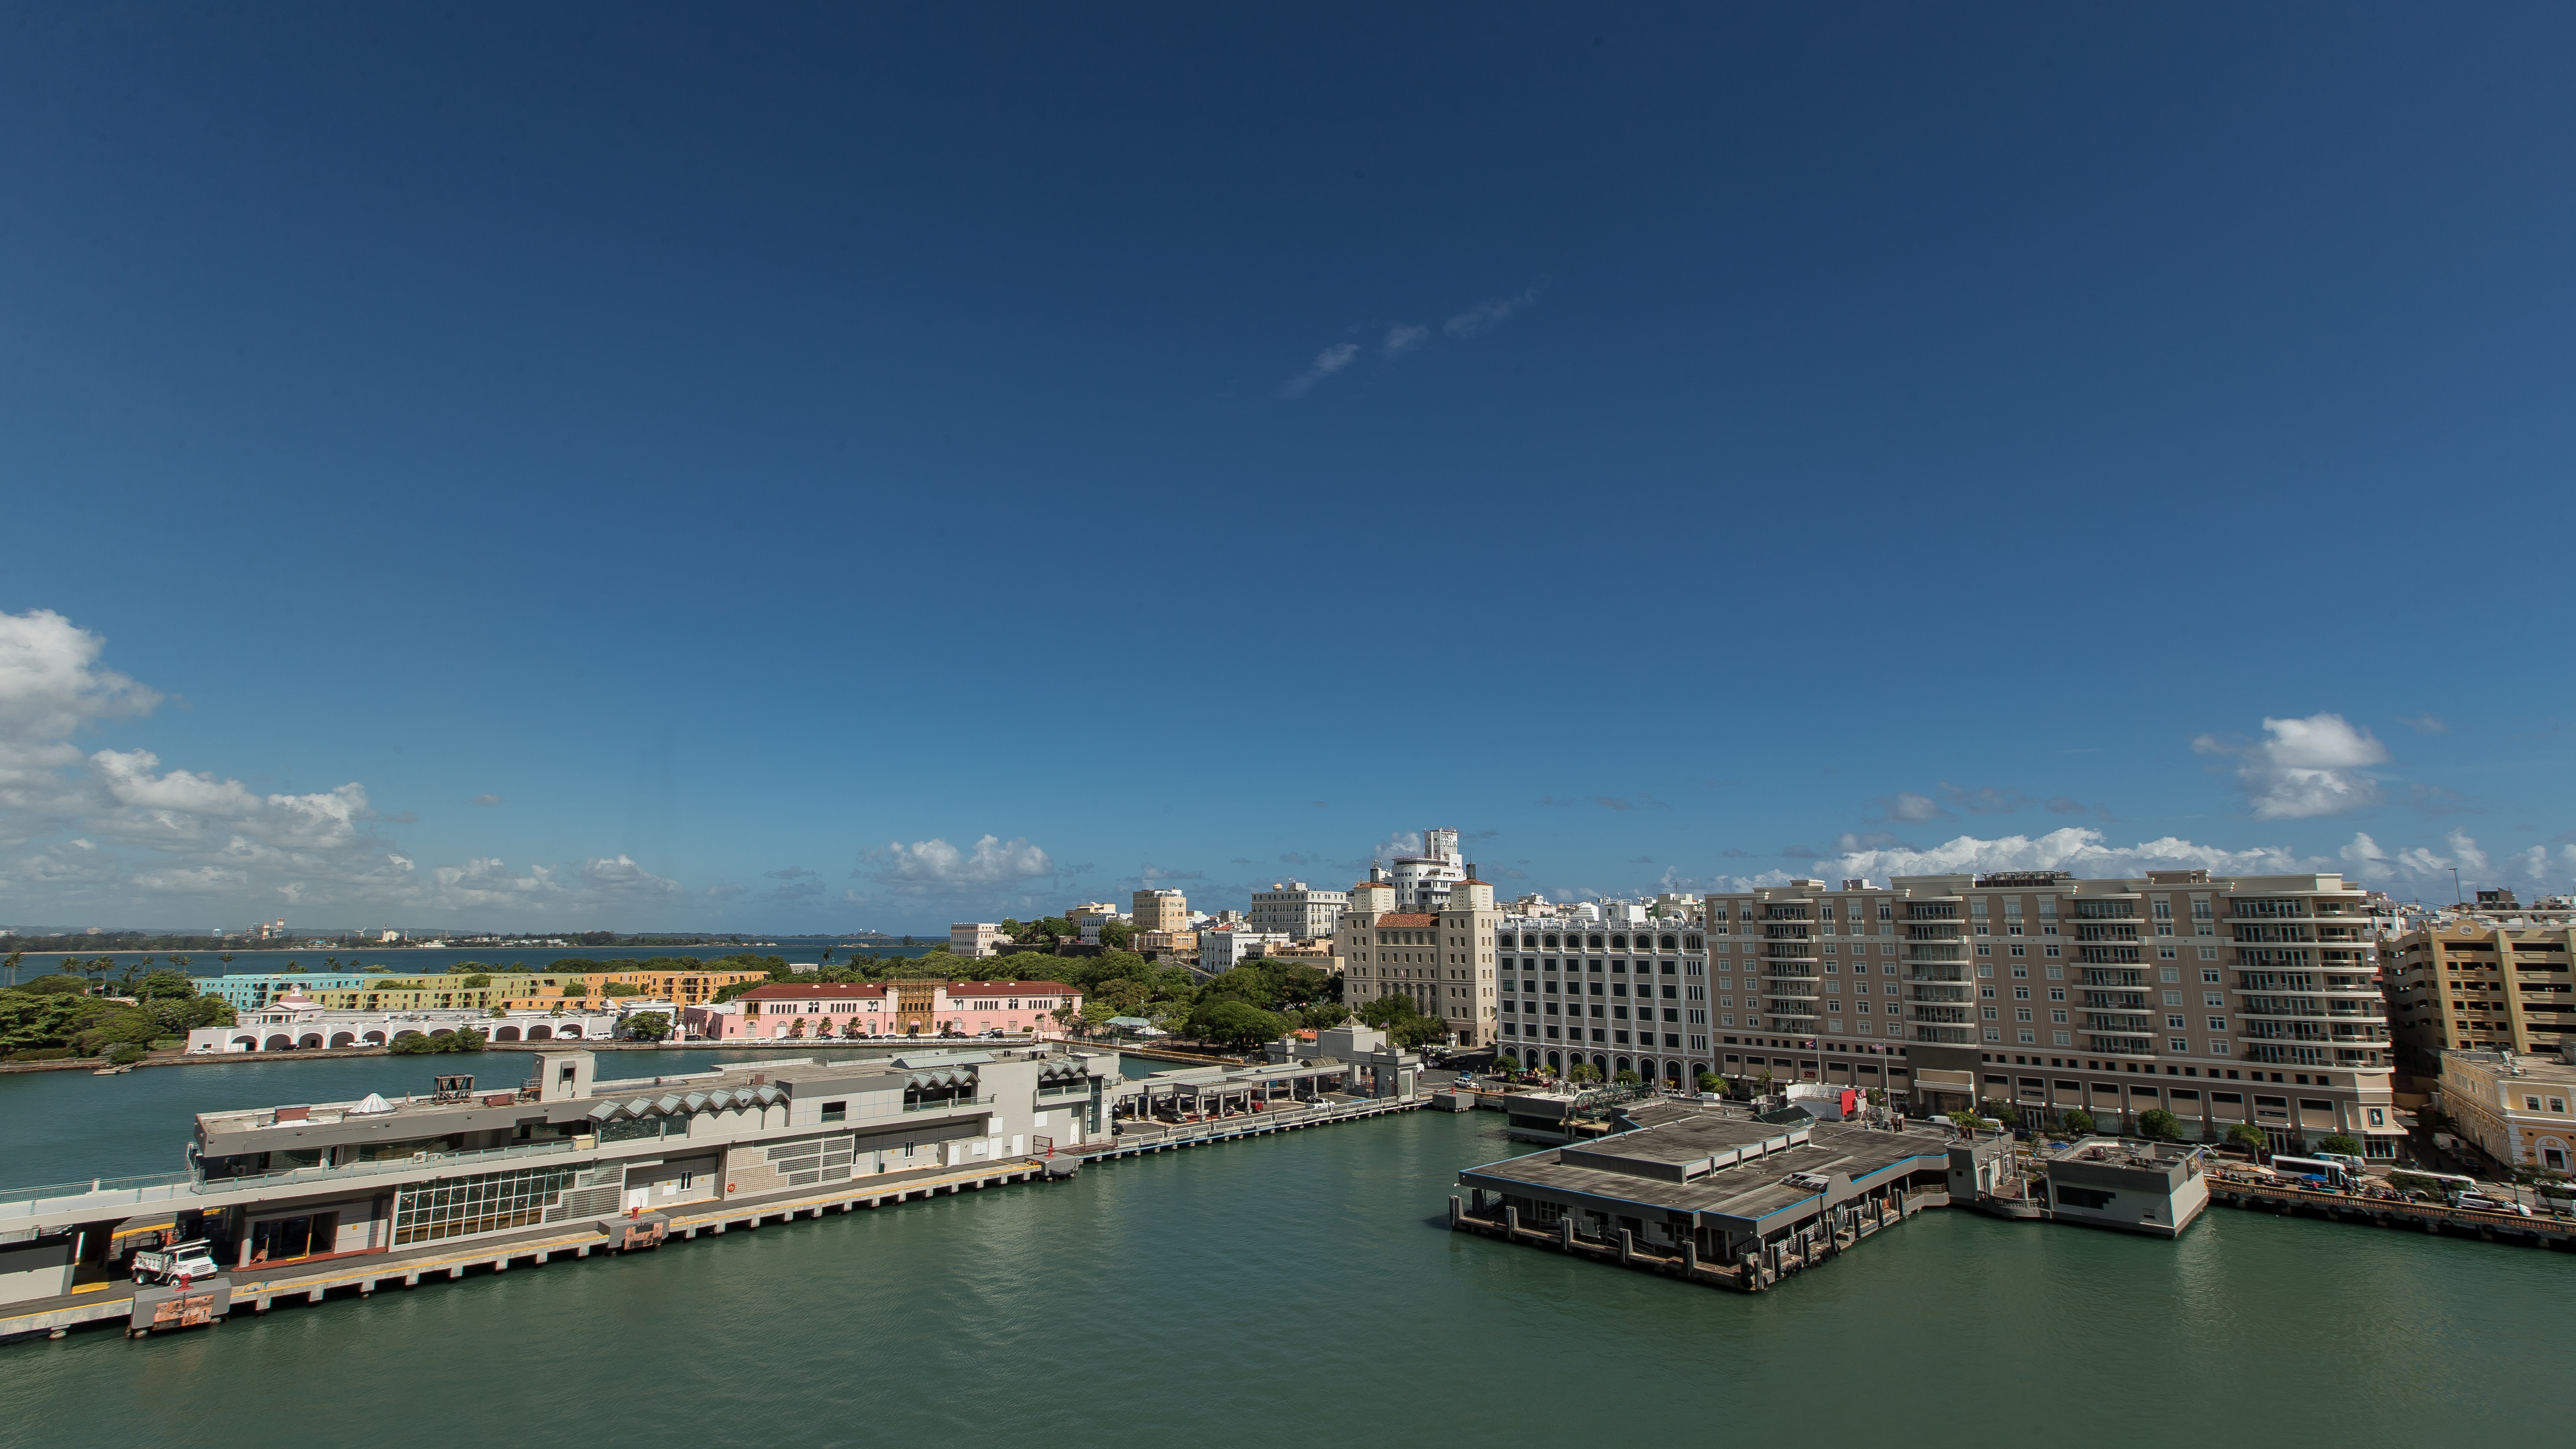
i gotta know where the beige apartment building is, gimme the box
[1133,888,1190,934]
[2436,1048,2576,1175]
[1492,869,2401,1156]
[1338,875,1500,1047]
[1248,879,1349,940]
[2386,909,2576,1073]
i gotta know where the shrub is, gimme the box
[106,1042,148,1066]
[2061,1108,2096,1136]
[2137,1108,2181,1140]
[2318,1133,2363,1157]
[5,1047,71,1062]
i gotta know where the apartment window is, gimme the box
[2012,985,2030,999]
[2158,946,2178,961]
[2052,1031,2071,1045]
[2044,945,2061,958]
[2010,945,2026,957]
[2210,1040,2231,1056]
[2050,1009,2068,1024]
[1977,944,1992,957]
[822,1101,847,1123]
[2015,1008,2032,1022]
[2202,969,2222,984]
[2166,1016,2186,1029]
[2198,946,2218,960]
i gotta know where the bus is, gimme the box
[2269,1156,2357,1189]
[2386,1168,2477,1200]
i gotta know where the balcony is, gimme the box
[1910,1006,1975,1025]
[1913,1025,1977,1045]
[2083,1035,2157,1057]
[2078,969,2148,988]
[1909,987,1972,1005]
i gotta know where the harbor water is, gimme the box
[0,1058,2564,1447]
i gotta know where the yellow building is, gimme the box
[2438,1048,2576,1175]
[2387,917,2576,1071]
[1133,888,1190,933]
[313,967,769,1014]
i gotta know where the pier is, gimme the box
[2,1154,1071,1342]
[1077,1092,1422,1161]
[2205,1174,2576,1248]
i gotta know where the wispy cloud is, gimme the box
[2405,783,2475,816]
[1940,782,2030,815]
[470,793,504,807]
[2193,712,2389,819]
[1278,342,1359,399]
[2397,715,2449,734]
[1869,791,1946,824]
[1381,323,1429,359]
[1444,289,1537,339]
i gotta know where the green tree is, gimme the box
[1355,994,1420,1030]
[1567,1063,1602,1085]
[1098,920,1135,948]
[2061,1108,2096,1136]
[136,968,197,1001]
[1298,1002,1350,1031]
[2318,1133,2363,1157]
[2138,1108,2180,1140]
[447,1027,487,1053]
[389,1033,437,1055]
[1200,967,1281,1010]
[625,1012,673,1041]
[1189,999,1288,1049]
[1614,1068,1641,1086]
[1697,1072,1721,1093]
[2225,1122,2265,1151]
[602,981,645,998]
[106,1041,148,1066]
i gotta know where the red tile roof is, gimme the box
[737,982,888,1000]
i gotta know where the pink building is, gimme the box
[685,980,1083,1041]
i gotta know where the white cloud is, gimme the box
[864,834,1056,894]
[1277,342,1360,399]
[1375,829,1424,862]
[0,607,695,925]
[2193,713,2389,819]
[1443,289,1537,339]
[1381,323,1429,359]
[0,609,161,833]
[1826,827,2330,882]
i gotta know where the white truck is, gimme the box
[129,1239,219,1285]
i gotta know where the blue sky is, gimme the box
[4,5,2573,932]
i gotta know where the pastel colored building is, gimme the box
[696,981,1084,1041]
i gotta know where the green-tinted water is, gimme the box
[2,1065,2564,1446]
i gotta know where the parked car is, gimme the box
[2452,1191,2533,1216]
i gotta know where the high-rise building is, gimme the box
[1133,888,1190,934]
[1248,879,1349,940]
[1490,869,2401,1157]
[2386,894,2576,1071]
[1388,828,1467,913]
[1339,874,1501,1047]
